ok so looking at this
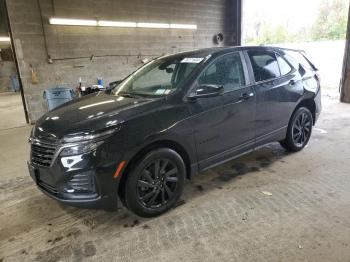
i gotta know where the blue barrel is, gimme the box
[43,87,75,111]
[9,74,20,92]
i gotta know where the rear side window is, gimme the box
[276,54,292,75]
[248,51,280,82]
[284,50,316,71]
[283,53,299,69]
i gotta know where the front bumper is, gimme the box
[28,161,119,211]
[28,140,122,211]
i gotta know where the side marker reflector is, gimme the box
[113,161,126,179]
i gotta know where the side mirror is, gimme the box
[188,84,224,99]
[107,80,122,90]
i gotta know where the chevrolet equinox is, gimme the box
[28,46,321,217]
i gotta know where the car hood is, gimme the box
[34,92,159,141]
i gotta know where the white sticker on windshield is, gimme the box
[155,89,166,95]
[181,57,204,63]
[155,89,172,95]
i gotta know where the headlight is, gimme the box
[59,126,120,156]
[59,141,104,156]
[61,128,118,143]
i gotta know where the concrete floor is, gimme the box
[1,93,350,262]
[0,92,26,130]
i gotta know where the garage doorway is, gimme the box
[242,0,349,98]
[0,0,28,130]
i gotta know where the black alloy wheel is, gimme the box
[137,159,179,208]
[280,107,313,152]
[124,148,185,217]
[292,111,312,147]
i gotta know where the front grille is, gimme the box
[31,141,57,167]
[66,172,96,194]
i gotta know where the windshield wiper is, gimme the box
[118,92,142,98]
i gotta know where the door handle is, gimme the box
[239,92,254,101]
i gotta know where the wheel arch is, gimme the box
[294,98,316,125]
[117,139,192,202]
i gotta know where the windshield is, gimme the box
[112,56,202,97]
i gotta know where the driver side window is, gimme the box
[198,53,246,92]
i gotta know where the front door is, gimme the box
[189,52,256,170]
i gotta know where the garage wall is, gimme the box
[0,61,16,92]
[0,0,8,35]
[6,0,239,122]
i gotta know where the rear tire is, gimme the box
[124,148,185,217]
[279,107,313,152]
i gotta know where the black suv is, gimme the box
[28,46,321,217]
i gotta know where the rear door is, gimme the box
[245,49,300,145]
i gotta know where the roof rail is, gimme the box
[275,47,306,53]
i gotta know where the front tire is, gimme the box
[280,107,313,152]
[124,148,185,217]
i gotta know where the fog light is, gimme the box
[63,187,75,193]
[66,171,96,194]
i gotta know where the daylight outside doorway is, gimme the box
[242,0,349,99]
